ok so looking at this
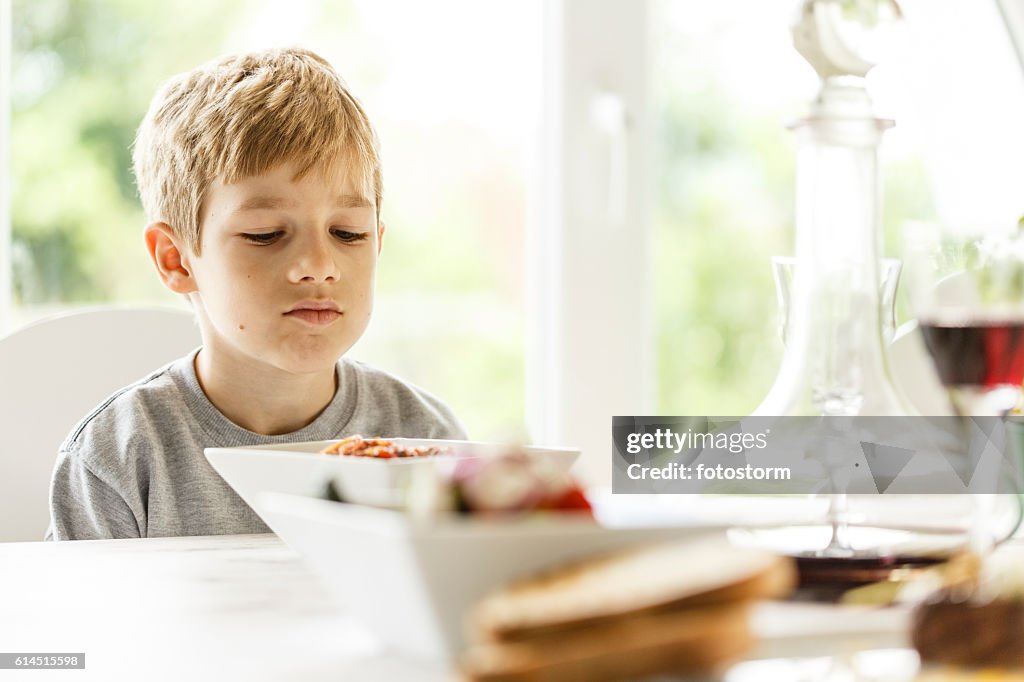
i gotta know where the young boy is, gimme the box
[46,47,466,541]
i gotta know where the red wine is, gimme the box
[919,320,1024,387]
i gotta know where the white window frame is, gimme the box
[997,0,1024,74]
[529,0,655,487]
[0,0,10,336]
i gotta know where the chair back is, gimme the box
[0,306,201,541]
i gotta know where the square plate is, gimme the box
[258,491,728,660]
[205,439,581,528]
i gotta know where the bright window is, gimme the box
[652,0,1024,415]
[6,0,1024,458]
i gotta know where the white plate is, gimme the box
[258,491,729,661]
[205,439,580,527]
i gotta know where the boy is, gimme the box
[46,47,466,540]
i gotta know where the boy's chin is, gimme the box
[274,353,343,376]
[269,335,354,367]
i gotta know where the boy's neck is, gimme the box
[193,347,337,436]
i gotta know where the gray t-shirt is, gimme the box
[46,349,466,541]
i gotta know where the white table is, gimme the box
[0,533,920,682]
[0,534,452,681]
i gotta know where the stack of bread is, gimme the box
[460,536,796,682]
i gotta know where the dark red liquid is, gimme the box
[919,321,1024,387]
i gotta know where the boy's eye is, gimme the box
[332,229,369,243]
[240,231,284,245]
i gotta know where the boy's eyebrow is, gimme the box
[233,194,373,212]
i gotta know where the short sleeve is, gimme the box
[46,450,141,541]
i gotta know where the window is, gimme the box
[5,0,1023,479]
[652,0,1024,415]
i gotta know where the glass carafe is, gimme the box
[772,255,902,347]
[750,83,917,559]
[755,90,908,419]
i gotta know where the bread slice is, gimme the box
[469,535,796,643]
[461,601,752,682]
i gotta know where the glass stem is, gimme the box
[825,491,853,556]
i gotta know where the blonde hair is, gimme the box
[132,47,381,255]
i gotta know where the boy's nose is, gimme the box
[288,236,341,283]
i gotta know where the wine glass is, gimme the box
[904,221,1024,554]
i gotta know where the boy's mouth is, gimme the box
[285,300,342,326]
[285,309,341,325]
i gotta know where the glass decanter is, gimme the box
[752,0,914,559]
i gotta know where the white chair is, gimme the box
[0,306,201,542]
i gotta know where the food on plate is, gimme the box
[452,450,592,515]
[911,550,1024,669]
[912,589,1024,669]
[461,604,752,682]
[461,536,796,681]
[320,435,448,459]
[470,536,794,640]
[404,448,593,518]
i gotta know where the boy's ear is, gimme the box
[144,222,198,294]
[377,221,386,256]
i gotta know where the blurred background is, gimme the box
[2,0,1023,482]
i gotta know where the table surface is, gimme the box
[0,532,934,682]
[1,534,453,681]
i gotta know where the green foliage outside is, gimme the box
[653,83,791,414]
[11,0,246,307]
[652,7,939,415]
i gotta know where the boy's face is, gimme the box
[178,158,383,376]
